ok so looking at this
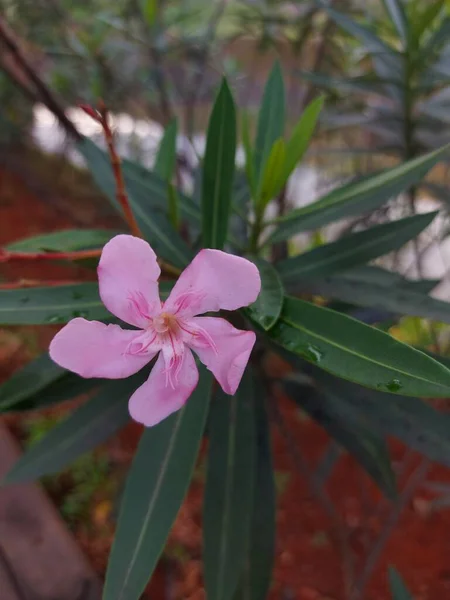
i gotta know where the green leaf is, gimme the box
[7,229,118,252]
[298,71,388,96]
[294,274,450,324]
[78,137,192,267]
[202,79,237,249]
[234,384,275,600]
[245,258,283,330]
[282,96,324,182]
[0,283,107,325]
[382,0,409,45]
[315,371,450,469]
[242,112,257,199]
[167,182,180,229]
[254,62,285,185]
[103,367,213,600]
[325,6,401,74]
[277,212,437,282]
[389,567,413,599]
[141,0,157,26]
[3,376,140,483]
[0,353,98,413]
[268,144,450,243]
[154,118,177,182]
[204,373,256,600]
[257,138,286,209]
[284,376,396,498]
[268,296,450,397]
[0,281,174,325]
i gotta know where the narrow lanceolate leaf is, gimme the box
[0,281,174,326]
[7,229,118,252]
[154,118,178,182]
[78,137,192,267]
[235,385,275,600]
[242,112,257,199]
[254,62,285,185]
[293,274,450,324]
[389,567,413,599]
[282,96,324,182]
[284,377,396,498]
[204,373,256,600]
[382,0,409,45]
[257,138,286,210]
[0,354,97,413]
[268,296,450,397]
[0,283,107,325]
[245,259,284,330]
[2,376,141,483]
[104,367,213,600]
[268,144,450,244]
[202,79,237,249]
[314,371,450,469]
[277,212,437,282]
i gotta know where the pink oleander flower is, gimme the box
[49,235,261,426]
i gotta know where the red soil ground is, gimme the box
[2,159,450,600]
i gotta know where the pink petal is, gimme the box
[49,318,155,378]
[128,349,199,427]
[164,249,261,317]
[188,317,255,395]
[98,234,161,327]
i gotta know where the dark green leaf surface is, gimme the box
[202,79,237,249]
[277,212,437,282]
[154,118,178,181]
[285,377,396,497]
[294,274,450,323]
[0,281,174,325]
[268,144,450,243]
[382,0,409,44]
[204,373,256,600]
[254,62,285,185]
[269,296,450,397]
[3,376,140,483]
[103,367,213,600]
[234,384,275,600]
[389,567,413,599]
[246,258,283,330]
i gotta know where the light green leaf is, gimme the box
[282,96,324,181]
[277,211,437,282]
[389,567,413,599]
[2,376,140,483]
[257,138,286,209]
[268,296,450,397]
[154,118,177,182]
[382,0,409,44]
[7,229,118,252]
[268,143,450,244]
[254,62,285,185]
[202,79,237,249]
[103,367,213,600]
[234,384,275,600]
[204,373,256,600]
[141,0,157,26]
[245,258,283,331]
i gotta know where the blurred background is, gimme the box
[2,1,450,599]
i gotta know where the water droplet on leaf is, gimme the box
[303,344,323,364]
[386,378,402,392]
[46,314,63,324]
[72,310,88,318]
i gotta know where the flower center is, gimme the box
[153,312,179,335]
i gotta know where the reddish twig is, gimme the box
[80,102,142,238]
[0,248,102,263]
[0,279,82,289]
